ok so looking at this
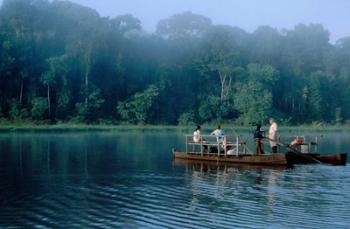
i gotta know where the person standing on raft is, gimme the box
[254,123,265,155]
[269,118,278,153]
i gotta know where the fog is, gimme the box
[1,0,348,42]
[1,0,350,125]
[5,0,348,42]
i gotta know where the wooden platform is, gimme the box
[173,151,347,167]
[173,151,289,166]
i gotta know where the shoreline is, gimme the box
[0,123,349,132]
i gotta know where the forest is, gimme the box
[0,0,349,126]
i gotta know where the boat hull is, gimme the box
[173,151,347,167]
[173,151,289,166]
[286,152,347,166]
[316,153,347,166]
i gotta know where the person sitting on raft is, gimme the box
[193,125,202,143]
[193,125,208,151]
[290,136,303,147]
[210,124,225,143]
[209,124,226,154]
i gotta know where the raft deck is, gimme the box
[173,150,289,166]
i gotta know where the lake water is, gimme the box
[0,130,349,228]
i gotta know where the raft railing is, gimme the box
[299,135,320,153]
[277,135,320,153]
[185,135,252,157]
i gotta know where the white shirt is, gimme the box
[211,129,225,142]
[193,130,201,143]
[269,122,278,139]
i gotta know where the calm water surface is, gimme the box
[0,130,349,228]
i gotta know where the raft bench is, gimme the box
[185,135,251,157]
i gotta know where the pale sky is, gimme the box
[1,0,350,42]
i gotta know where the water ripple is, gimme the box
[1,132,350,228]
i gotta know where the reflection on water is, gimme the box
[177,159,350,228]
[0,131,349,228]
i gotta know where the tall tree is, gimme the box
[41,55,67,119]
[156,12,211,40]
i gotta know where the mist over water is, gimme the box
[0,131,349,228]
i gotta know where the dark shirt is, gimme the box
[254,127,264,139]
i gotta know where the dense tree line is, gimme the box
[0,0,349,125]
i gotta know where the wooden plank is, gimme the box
[173,151,288,166]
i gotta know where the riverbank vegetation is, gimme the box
[0,120,349,133]
[0,0,350,126]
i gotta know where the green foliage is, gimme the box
[75,87,105,122]
[178,111,196,126]
[0,0,349,126]
[234,81,273,125]
[31,97,48,119]
[335,107,343,125]
[246,64,279,84]
[8,99,28,120]
[117,85,159,124]
[198,96,221,122]
[56,91,72,119]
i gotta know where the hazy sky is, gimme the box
[1,0,350,42]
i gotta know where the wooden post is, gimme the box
[186,136,188,154]
[236,136,239,157]
[201,136,203,156]
[242,136,247,155]
[224,136,227,158]
[217,141,220,157]
[315,136,318,153]
[309,142,312,153]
